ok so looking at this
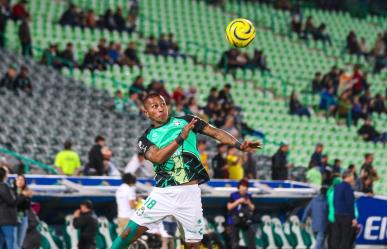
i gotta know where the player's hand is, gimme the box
[181,119,197,139]
[73,209,81,218]
[240,141,262,152]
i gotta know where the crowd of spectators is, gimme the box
[218,48,270,73]
[0,65,33,95]
[59,2,138,34]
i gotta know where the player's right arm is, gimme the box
[138,119,197,164]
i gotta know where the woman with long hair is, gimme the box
[13,174,32,248]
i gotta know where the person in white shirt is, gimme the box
[124,153,154,178]
[115,173,137,233]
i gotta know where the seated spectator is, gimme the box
[290,5,303,34]
[359,90,371,107]
[319,87,336,114]
[113,90,129,114]
[185,97,202,117]
[168,33,179,55]
[313,23,332,45]
[218,49,240,72]
[0,66,17,91]
[76,10,85,27]
[322,66,339,91]
[12,0,28,20]
[41,44,60,68]
[351,96,368,126]
[59,4,78,26]
[226,146,244,180]
[145,36,159,55]
[148,80,170,102]
[114,7,126,32]
[102,147,120,176]
[336,91,352,119]
[103,9,116,31]
[107,42,120,64]
[358,119,386,143]
[85,9,97,28]
[351,65,365,95]
[212,144,228,179]
[129,75,146,97]
[370,94,386,114]
[83,46,103,71]
[14,66,32,94]
[54,140,81,176]
[250,49,269,71]
[126,13,137,34]
[310,143,324,167]
[346,31,360,55]
[125,153,154,178]
[289,91,311,117]
[58,42,76,68]
[158,33,170,56]
[332,159,342,175]
[218,84,234,110]
[355,173,374,195]
[128,92,141,113]
[207,87,218,105]
[358,37,368,57]
[123,42,141,67]
[97,38,108,57]
[312,72,323,94]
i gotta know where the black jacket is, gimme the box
[22,209,41,249]
[18,19,31,44]
[0,182,18,226]
[271,150,288,180]
[73,211,98,248]
[88,144,104,175]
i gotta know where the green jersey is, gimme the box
[138,115,210,187]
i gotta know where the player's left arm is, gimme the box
[201,123,261,152]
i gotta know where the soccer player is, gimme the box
[111,93,261,249]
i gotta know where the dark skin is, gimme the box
[120,95,261,249]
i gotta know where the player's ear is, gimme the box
[141,106,149,117]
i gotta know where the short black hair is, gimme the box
[364,153,372,159]
[95,135,105,143]
[342,170,353,179]
[122,173,136,185]
[64,140,72,150]
[142,93,164,104]
[348,164,355,170]
[225,84,231,89]
[334,159,340,164]
[80,200,93,210]
[0,167,7,182]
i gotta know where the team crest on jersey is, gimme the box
[173,121,181,126]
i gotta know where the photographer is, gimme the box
[227,179,256,249]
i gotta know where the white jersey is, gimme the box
[115,184,136,218]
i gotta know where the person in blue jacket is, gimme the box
[302,186,328,249]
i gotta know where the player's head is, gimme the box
[342,170,354,185]
[0,167,8,183]
[364,153,373,163]
[217,143,227,153]
[315,143,323,153]
[142,93,169,125]
[237,179,249,195]
[64,140,72,150]
[122,173,136,186]
[80,200,93,213]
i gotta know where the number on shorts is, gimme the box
[144,197,157,209]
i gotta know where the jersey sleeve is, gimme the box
[181,115,208,133]
[137,135,155,154]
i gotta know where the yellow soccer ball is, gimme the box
[225,18,256,48]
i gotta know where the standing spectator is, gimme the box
[86,135,106,175]
[302,186,328,249]
[227,179,255,249]
[73,200,98,249]
[115,173,137,233]
[289,91,311,117]
[0,167,17,249]
[0,66,17,91]
[310,143,324,167]
[58,42,76,68]
[311,72,323,94]
[332,159,342,175]
[18,15,32,56]
[124,153,154,178]
[243,153,257,179]
[271,142,290,180]
[145,36,159,55]
[371,93,386,114]
[226,146,244,180]
[59,4,78,26]
[347,164,358,180]
[13,174,32,249]
[332,170,356,249]
[212,144,228,179]
[346,31,360,55]
[12,0,28,20]
[14,66,32,94]
[0,0,10,47]
[54,140,81,176]
[354,171,374,195]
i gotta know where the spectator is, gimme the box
[360,153,378,181]
[322,66,339,91]
[351,96,368,126]
[115,173,137,233]
[73,200,98,249]
[358,119,386,143]
[218,49,241,72]
[227,179,255,249]
[83,46,101,71]
[226,146,244,180]
[54,140,81,176]
[113,90,129,114]
[289,91,311,117]
[313,23,332,45]
[124,153,154,178]
[171,86,185,105]
[12,0,28,20]
[306,164,322,186]
[0,66,17,91]
[167,33,179,55]
[346,31,360,55]
[290,5,303,34]
[319,87,336,114]
[370,93,386,114]
[123,42,141,67]
[207,87,218,105]
[347,164,358,180]
[337,91,352,119]
[13,174,32,249]
[222,115,240,140]
[114,7,126,32]
[22,208,41,249]
[126,13,137,34]
[0,167,17,249]
[310,143,323,167]
[311,72,323,94]
[148,80,170,102]
[243,152,257,180]
[59,4,78,26]
[41,44,60,68]
[303,16,315,39]
[326,176,341,249]
[218,84,234,109]
[358,37,368,57]
[354,172,373,195]
[14,66,32,94]
[145,36,159,55]
[85,9,96,28]
[301,186,328,249]
[332,159,342,175]
[107,42,121,64]
[101,146,120,176]
[0,0,11,47]
[250,49,269,72]
[271,142,290,180]
[58,42,76,68]
[86,135,106,175]
[332,170,356,249]
[212,144,228,179]
[103,9,116,31]
[158,33,170,56]
[129,75,146,97]
[18,15,32,56]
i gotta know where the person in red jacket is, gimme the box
[12,0,28,20]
